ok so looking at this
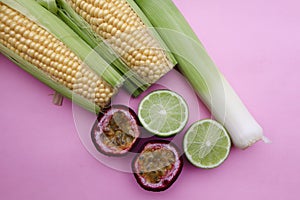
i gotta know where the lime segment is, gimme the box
[183,119,231,168]
[138,90,189,137]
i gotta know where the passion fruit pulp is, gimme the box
[132,140,183,192]
[91,105,140,156]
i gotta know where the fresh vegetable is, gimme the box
[0,0,124,113]
[52,0,177,95]
[36,0,58,14]
[91,105,140,156]
[138,90,189,137]
[135,0,264,149]
[132,140,183,192]
[183,119,231,168]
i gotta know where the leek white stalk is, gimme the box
[135,0,265,149]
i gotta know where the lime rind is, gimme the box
[138,90,189,137]
[183,119,231,168]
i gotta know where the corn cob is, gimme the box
[55,0,176,85]
[0,0,123,112]
[56,2,150,97]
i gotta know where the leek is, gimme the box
[135,0,266,149]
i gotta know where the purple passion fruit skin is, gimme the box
[132,140,183,192]
[91,105,140,156]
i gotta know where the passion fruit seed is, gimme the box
[137,149,176,184]
[91,105,140,156]
[132,141,183,192]
[101,111,134,150]
[102,111,135,149]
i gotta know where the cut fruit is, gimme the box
[138,90,188,137]
[132,140,183,192]
[91,105,140,156]
[183,119,231,168]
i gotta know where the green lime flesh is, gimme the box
[138,90,189,137]
[183,119,231,168]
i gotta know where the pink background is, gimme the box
[1,0,299,199]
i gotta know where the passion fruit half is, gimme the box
[132,140,183,192]
[91,105,140,156]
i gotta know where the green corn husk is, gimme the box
[35,0,58,14]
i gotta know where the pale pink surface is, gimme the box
[0,0,299,199]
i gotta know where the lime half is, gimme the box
[138,90,189,137]
[183,119,231,168]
